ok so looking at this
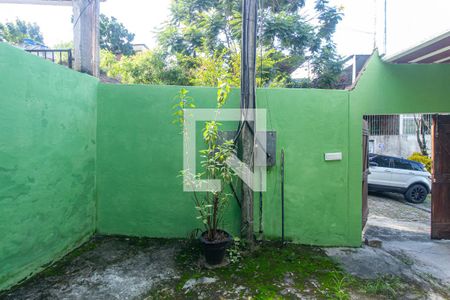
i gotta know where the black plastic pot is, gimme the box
[199,230,232,265]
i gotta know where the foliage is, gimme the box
[100,14,135,55]
[100,0,344,88]
[188,49,240,87]
[190,48,288,87]
[52,41,73,49]
[157,0,344,88]
[173,83,237,241]
[172,88,195,126]
[330,274,350,300]
[169,241,424,299]
[100,49,190,85]
[361,276,402,298]
[100,46,283,87]
[0,19,44,44]
[408,152,432,173]
[227,237,246,264]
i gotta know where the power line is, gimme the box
[73,0,93,29]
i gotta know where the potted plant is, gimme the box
[173,82,236,265]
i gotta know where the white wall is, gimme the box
[369,134,432,158]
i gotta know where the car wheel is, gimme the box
[405,184,428,204]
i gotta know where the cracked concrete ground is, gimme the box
[327,192,450,298]
[0,237,181,300]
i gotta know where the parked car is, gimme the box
[368,154,432,203]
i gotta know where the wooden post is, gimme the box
[72,0,100,76]
[240,0,258,246]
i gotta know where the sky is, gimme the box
[0,0,449,57]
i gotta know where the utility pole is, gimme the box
[240,0,258,246]
[0,0,101,77]
[73,0,100,76]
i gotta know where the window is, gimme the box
[394,159,414,170]
[371,155,391,168]
[411,162,424,172]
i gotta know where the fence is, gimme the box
[25,49,73,69]
[364,114,432,136]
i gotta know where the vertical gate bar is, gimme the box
[68,50,73,69]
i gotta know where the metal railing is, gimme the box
[364,115,400,136]
[401,114,432,135]
[25,49,73,69]
[363,114,433,136]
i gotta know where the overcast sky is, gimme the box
[0,0,449,57]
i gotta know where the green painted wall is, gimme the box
[97,84,351,246]
[0,43,98,290]
[97,57,450,247]
[3,42,450,291]
[257,89,350,245]
[96,85,242,238]
[347,54,450,244]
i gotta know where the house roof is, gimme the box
[384,30,450,64]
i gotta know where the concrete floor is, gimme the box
[327,192,450,298]
[3,193,450,299]
[0,237,181,300]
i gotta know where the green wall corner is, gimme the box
[0,43,98,291]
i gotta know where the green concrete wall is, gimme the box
[258,89,350,245]
[97,57,450,247]
[3,42,450,291]
[0,43,98,290]
[96,85,242,238]
[347,54,450,244]
[97,84,351,246]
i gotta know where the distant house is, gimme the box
[20,38,48,50]
[340,54,371,89]
[291,54,371,89]
[364,114,432,158]
[132,43,149,54]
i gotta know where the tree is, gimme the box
[414,114,430,156]
[100,14,135,55]
[157,0,343,88]
[0,19,44,44]
[100,47,279,87]
[100,49,190,85]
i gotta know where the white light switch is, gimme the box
[325,152,342,161]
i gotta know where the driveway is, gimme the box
[365,192,431,241]
[327,192,450,298]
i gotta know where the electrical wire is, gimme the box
[73,0,93,29]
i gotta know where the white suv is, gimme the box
[368,154,432,203]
